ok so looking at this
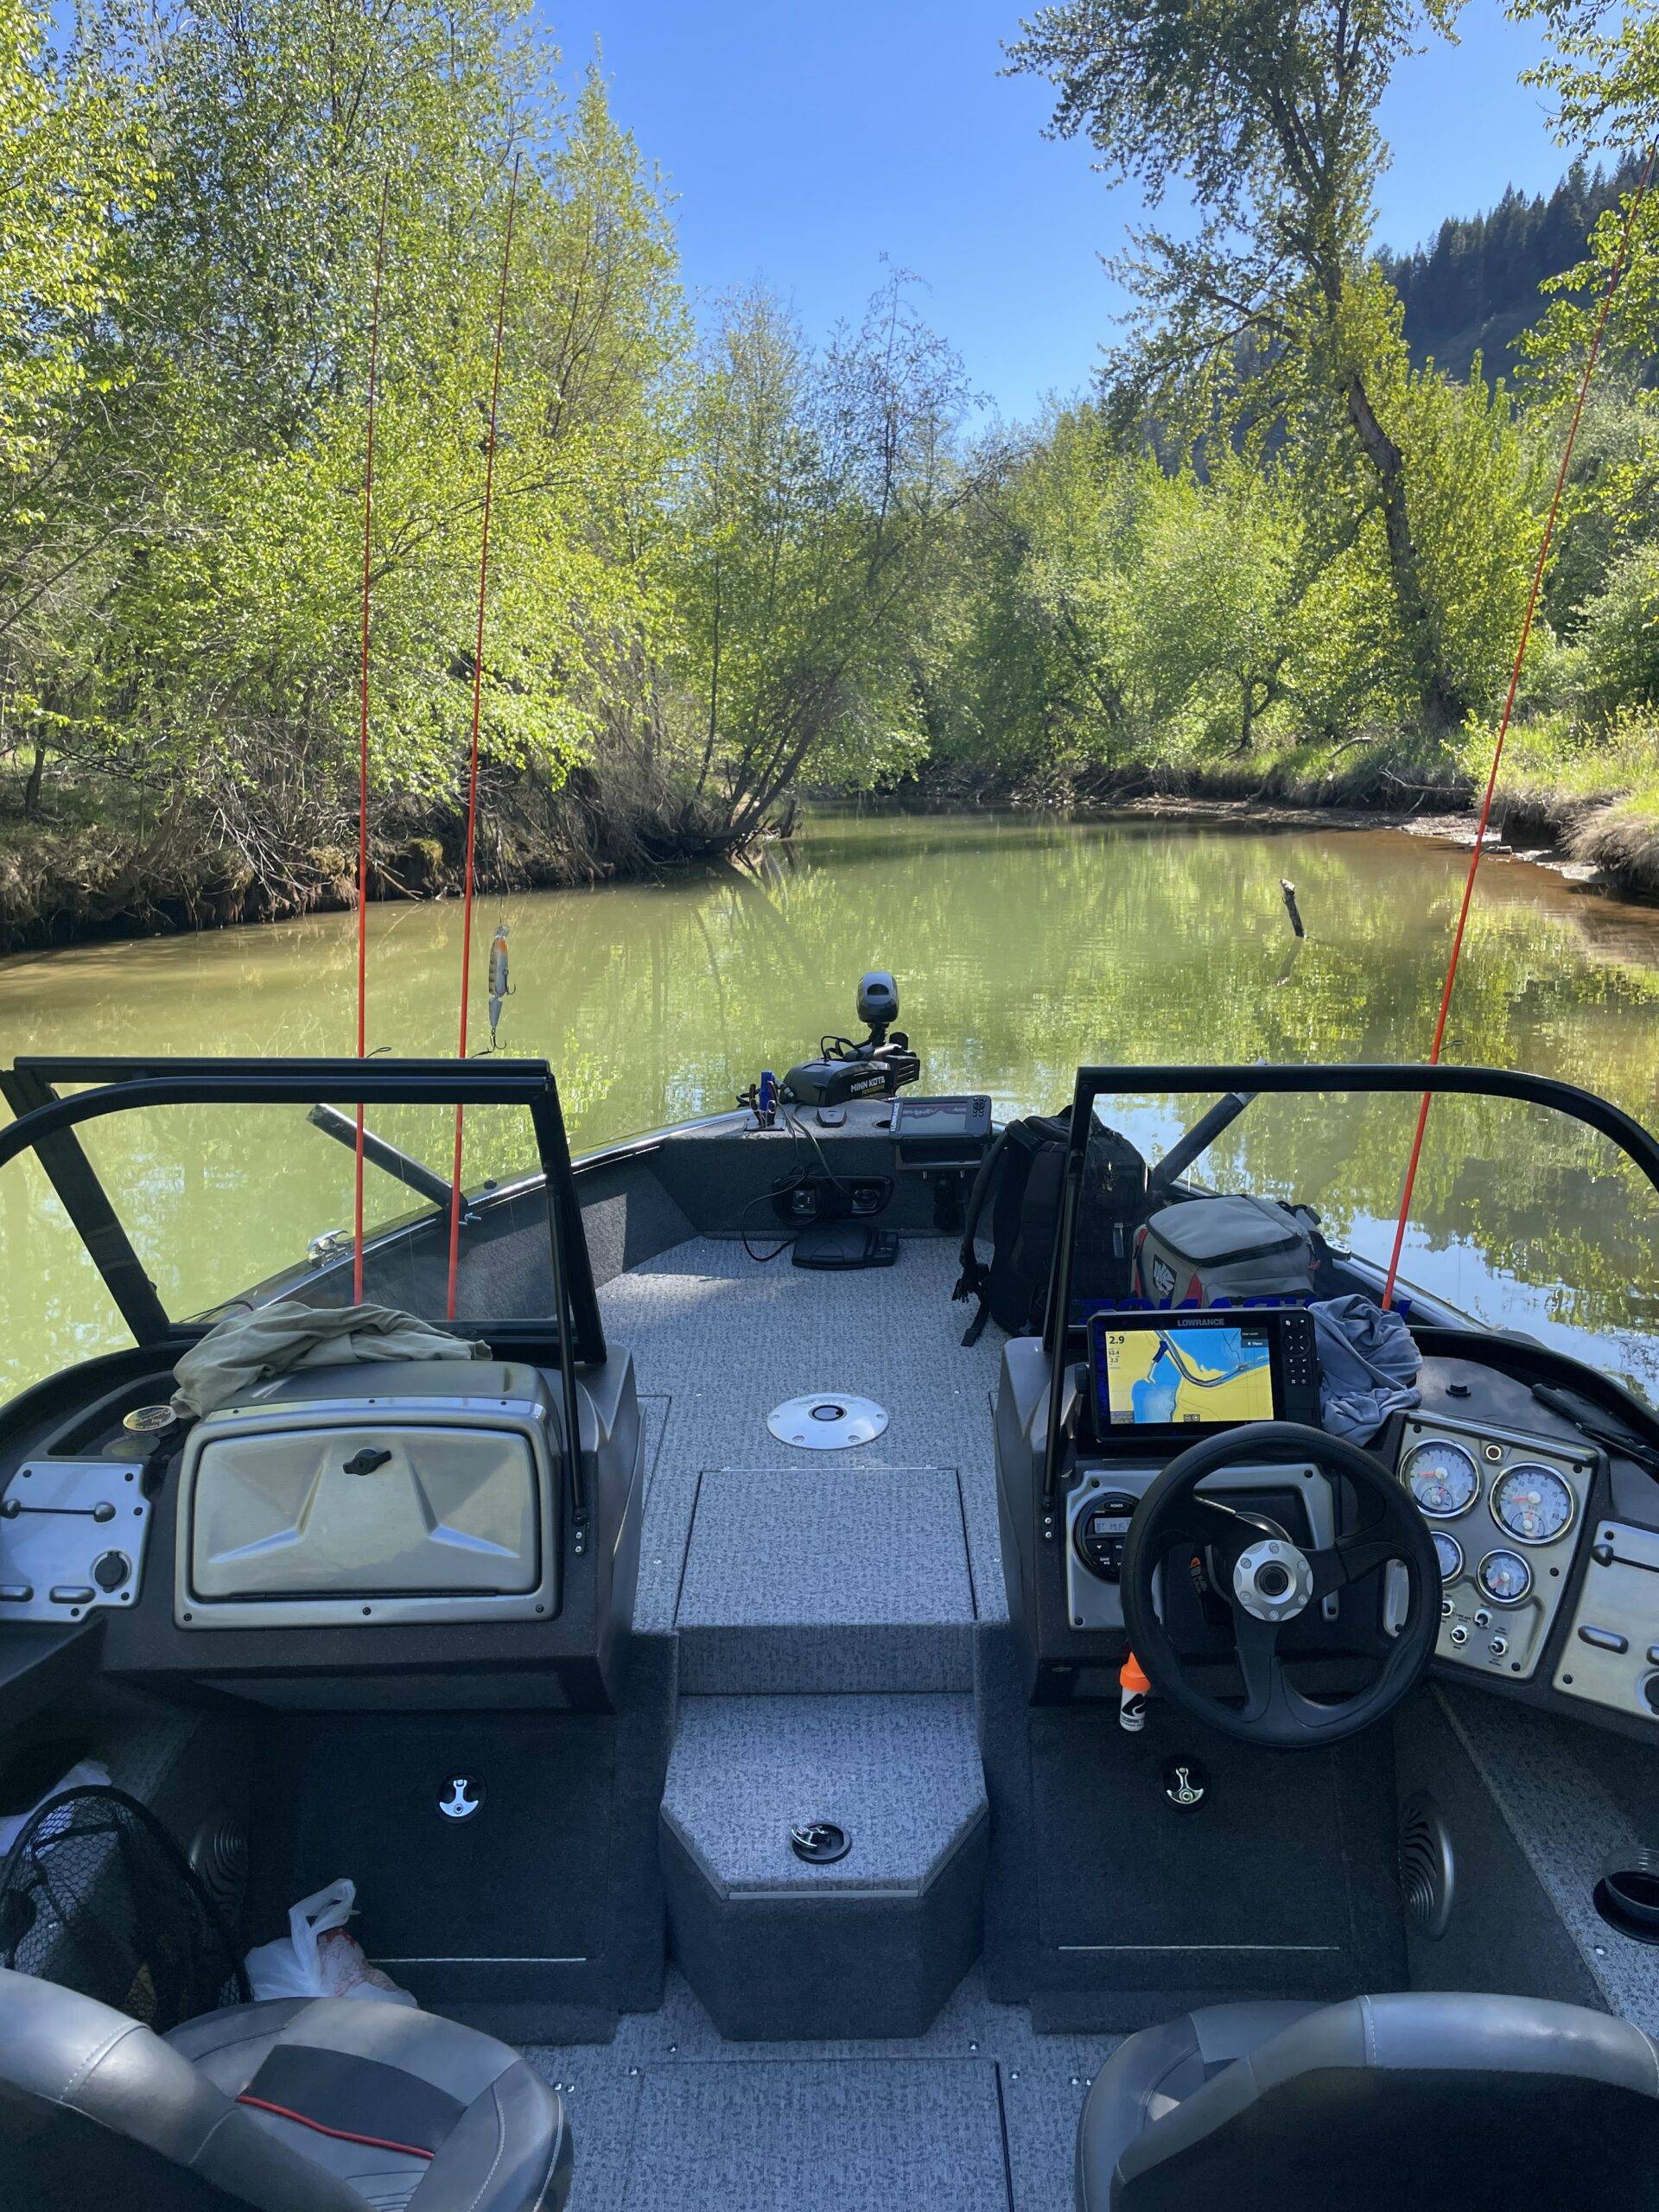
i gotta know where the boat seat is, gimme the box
[0,1965,570,2211]
[1076,1992,1659,2212]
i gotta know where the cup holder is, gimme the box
[1592,1849,1659,1945]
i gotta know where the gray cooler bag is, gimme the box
[1134,1193,1316,1306]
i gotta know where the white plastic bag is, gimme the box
[244,1878,416,2005]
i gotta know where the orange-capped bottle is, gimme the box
[1119,1650,1150,1732]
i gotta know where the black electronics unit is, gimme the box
[1086,1307,1320,1447]
[890,1093,992,1172]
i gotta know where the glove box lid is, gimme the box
[176,1363,558,1618]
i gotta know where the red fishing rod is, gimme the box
[353,175,391,1307]
[1382,146,1655,1310]
[446,155,520,1321]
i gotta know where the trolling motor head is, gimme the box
[856,970,899,1040]
[779,972,921,1109]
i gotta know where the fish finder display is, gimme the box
[1100,1323,1275,1427]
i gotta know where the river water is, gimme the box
[2,810,1657,1404]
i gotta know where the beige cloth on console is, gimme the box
[172,1300,490,1420]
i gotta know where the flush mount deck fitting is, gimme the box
[766,1394,888,1450]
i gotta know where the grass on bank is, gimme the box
[1459,710,1659,896]
[6,707,1659,953]
[1054,706,1659,899]
[0,726,775,950]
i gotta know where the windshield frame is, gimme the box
[1041,1061,1659,1508]
[0,1054,606,1370]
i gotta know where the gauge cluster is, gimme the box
[1396,1417,1593,1681]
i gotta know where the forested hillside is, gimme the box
[3,0,1659,946]
[1382,157,1648,378]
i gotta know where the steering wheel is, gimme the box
[1119,1421,1440,1748]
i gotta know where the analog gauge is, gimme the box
[1433,1530,1464,1584]
[1402,1440,1480,1518]
[1478,1548,1534,1607]
[1491,1464,1575,1546]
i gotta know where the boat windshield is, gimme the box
[0,1059,596,1402]
[1074,1068,1659,1416]
[2,1056,1656,1421]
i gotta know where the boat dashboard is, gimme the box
[997,1325,1659,1744]
[1393,1360,1659,1727]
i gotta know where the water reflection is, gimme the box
[1,810,1656,1403]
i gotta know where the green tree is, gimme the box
[670,275,976,835]
[0,0,150,814]
[1006,0,1478,732]
[20,0,683,882]
[1511,1,1659,397]
[0,0,145,477]
[1135,447,1311,753]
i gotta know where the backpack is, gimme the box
[952,1113,1147,1345]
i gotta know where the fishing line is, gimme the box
[1382,144,1655,1311]
[447,153,521,1322]
[353,175,390,1308]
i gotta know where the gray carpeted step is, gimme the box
[664,1693,986,1897]
[673,1466,976,1693]
[618,2057,1010,2211]
[660,1693,989,2038]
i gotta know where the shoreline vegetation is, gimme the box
[6,3,1659,956]
[5,756,1658,957]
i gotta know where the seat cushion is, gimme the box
[0,1965,364,2212]
[167,1996,570,2212]
[1078,1993,1659,2212]
[1075,2000,1322,2212]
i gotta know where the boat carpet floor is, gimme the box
[523,1963,1119,2212]
[601,1234,1009,1639]
[1434,1682,1659,2034]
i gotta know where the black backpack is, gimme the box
[951,1113,1147,1345]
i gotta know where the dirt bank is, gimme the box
[0,776,763,954]
[900,753,1659,906]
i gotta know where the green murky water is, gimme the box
[2,810,1657,1403]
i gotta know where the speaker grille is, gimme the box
[188,1815,249,1929]
[1397,1790,1455,1940]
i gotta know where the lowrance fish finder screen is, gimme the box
[1097,1319,1277,1428]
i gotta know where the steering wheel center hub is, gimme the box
[1233,1536,1313,1624]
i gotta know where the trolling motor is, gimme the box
[779,972,921,1109]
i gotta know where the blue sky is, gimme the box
[544,1,1579,420]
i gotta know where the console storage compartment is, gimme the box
[175,1359,561,1629]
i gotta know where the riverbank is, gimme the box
[5,721,1658,954]
[910,719,1659,904]
[0,772,764,953]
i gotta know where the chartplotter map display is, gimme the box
[1103,1325,1274,1427]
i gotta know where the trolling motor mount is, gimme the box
[780,971,921,1109]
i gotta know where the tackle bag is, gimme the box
[1134,1192,1318,1306]
[952,1113,1147,1344]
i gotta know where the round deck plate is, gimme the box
[766,1394,888,1450]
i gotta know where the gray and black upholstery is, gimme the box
[0,1966,570,2212]
[1077,1993,1659,2212]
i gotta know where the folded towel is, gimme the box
[1311,1292,1421,1444]
[173,1300,489,1419]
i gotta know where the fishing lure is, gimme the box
[487,921,512,1050]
